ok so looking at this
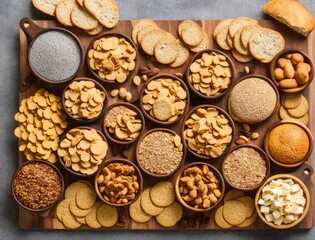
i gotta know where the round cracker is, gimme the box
[56,198,72,222]
[85,201,103,229]
[141,29,167,55]
[129,194,152,223]
[213,18,234,39]
[284,93,302,109]
[61,202,82,229]
[69,199,92,217]
[189,31,209,53]
[228,17,258,38]
[231,49,254,63]
[154,36,179,64]
[214,206,233,228]
[170,39,190,67]
[234,27,250,56]
[96,203,118,227]
[65,181,89,199]
[156,202,183,228]
[226,34,234,49]
[293,113,309,125]
[287,95,309,117]
[132,19,157,45]
[216,26,231,50]
[137,25,159,45]
[152,97,173,121]
[241,25,262,48]
[181,23,203,47]
[223,189,245,203]
[236,196,255,218]
[75,186,96,209]
[150,181,175,207]
[237,211,258,228]
[140,188,164,216]
[223,200,247,225]
[279,106,291,119]
[75,216,86,225]
[178,20,198,36]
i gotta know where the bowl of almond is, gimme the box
[185,49,235,99]
[86,33,138,84]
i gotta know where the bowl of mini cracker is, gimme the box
[139,74,190,125]
[103,102,145,145]
[86,32,138,84]
[57,126,108,177]
[182,104,235,160]
[94,158,143,206]
[135,128,186,178]
[270,48,314,93]
[175,162,225,212]
[222,144,270,191]
[11,160,64,213]
[62,78,108,124]
[185,49,235,99]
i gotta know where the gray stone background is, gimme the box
[0,0,314,239]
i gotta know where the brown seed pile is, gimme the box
[223,147,267,188]
[137,131,183,175]
[13,162,62,210]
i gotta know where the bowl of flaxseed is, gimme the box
[135,128,186,178]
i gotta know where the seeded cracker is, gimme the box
[223,200,247,225]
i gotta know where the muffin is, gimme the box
[268,123,309,164]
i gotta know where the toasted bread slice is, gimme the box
[154,36,179,64]
[241,25,262,48]
[232,49,254,63]
[180,22,203,46]
[141,29,167,55]
[132,19,157,46]
[137,25,160,45]
[189,31,209,53]
[71,5,98,30]
[170,39,190,67]
[226,33,234,49]
[55,0,76,26]
[32,0,62,16]
[228,17,258,38]
[213,18,234,39]
[216,26,231,50]
[85,22,103,35]
[233,27,250,56]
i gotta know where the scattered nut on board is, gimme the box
[133,76,141,86]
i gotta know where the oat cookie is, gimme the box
[284,93,302,109]
[75,186,96,209]
[61,202,82,229]
[223,200,247,225]
[65,181,88,199]
[150,181,175,207]
[75,216,86,224]
[214,206,233,228]
[85,201,103,229]
[236,196,255,218]
[96,203,118,227]
[69,199,92,217]
[141,188,164,216]
[287,95,309,117]
[237,211,257,228]
[223,189,245,204]
[56,198,72,222]
[156,202,183,227]
[152,97,173,121]
[129,194,152,223]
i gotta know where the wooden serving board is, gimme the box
[19,20,314,229]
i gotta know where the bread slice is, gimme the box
[55,0,76,26]
[140,29,167,55]
[216,26,231,50]
[241,25,262,48]
[231,49,254,63]
[84,0,119,28]
[77,0,84,7]
[249,28,285,63]
[85,22,103,35]
[178,20,197,36]
[170,39,190,67]
[154,36,179,64]
[233,27,250,56]
[226,33,234,49]
[213,18,234,39]
[181,22,203,46]
[137,25,159,45]
[71,5,98,30]
[228,17,258,38]
[263,0,315,37]
[132,19,157,46]
[189,32,209,53]
[32,0,62,16]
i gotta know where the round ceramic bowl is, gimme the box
[270,48,314,93]
[139,74,190,126]
[185,48,235,100]
[62,77,108,124]
[86,32,138,84]
[11,159,64,213]
[181,104,235,161]
[102,102,145,145]
[58,126,108,178]
[222,144,270,191]
[264,119,314,168]
[175,162,225,212]
[94,158,143,207]
[135,128,186,178]
[255,162,313,229]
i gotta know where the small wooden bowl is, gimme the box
[270,48,314,93]
[222,144,270,191]
[255,162,313,229]
[185,48,235,99]
[58,126,108,178]
[102,102,145,145]
[264,120,314,168]
[62,77,108,124]
[181,104,235,161]
[86,32,138,84]
[175,162,225,212]
[135,128,186,178]
[94,158,143,207]
[139,74,190,126]
[11,160,64,213]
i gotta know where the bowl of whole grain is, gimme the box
[11,160,64,213]
[222,144,270,191]
[86,32,138,84]
[94,158,143,207]
[270,48,314,93]
[185,49,235,99]
[135,128,186,178]
[175,162,225,212]
[181,104,235,160]
[228,75,280,124]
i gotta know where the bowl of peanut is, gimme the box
[175,162,225,212]
[270,48,314,93]
[94,158,143,206]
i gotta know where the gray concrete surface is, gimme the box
[0,0,314,239]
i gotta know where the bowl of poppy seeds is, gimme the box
[28,29,83,84]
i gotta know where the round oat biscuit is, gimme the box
[214,206,233,228]
[85,201,103,229]
[129,194,152,223]
[140,188,164,216]
[96,203,118,227]
[75,186,96,210]
[284,93,302,109]
[75,216,86,225]
[294,113,309,126]
[237,211,257,228]
[223,200,247,225]
[236,196,255,218]
[56,198,72,222]
[69,198,92,217]
[287,95,309,118]
[152,97,173,121]
[156,202,183,227]
[223,189,245,204]
[61,202,82,229]
[279,106,291,120]
[150,181,175,207]
[65,181,89,199]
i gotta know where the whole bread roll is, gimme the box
[263,0,315,37]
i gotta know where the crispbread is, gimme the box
[32,0,62,16]
[216,26,231,50]
[181,22,203,46]
[140,188,164,216]
[241,25,262,48]
[150,181,175,207]
[156,202,183,227]
[213,18,234,39]
[137,25,159,45]
[215,206,233,228]
[189,31,209,53]
[233,27,250,56]
[84,0,119,28]
[55,0,76,27]
[228,17,258,38]
[154,36,179,64]
[231,49,254,63]
[85,23,103,35]
[132,19,157,46]
[71,5,98,30]
[75,186,96,209]
[170,39,190,67]
[141,29,167,55]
